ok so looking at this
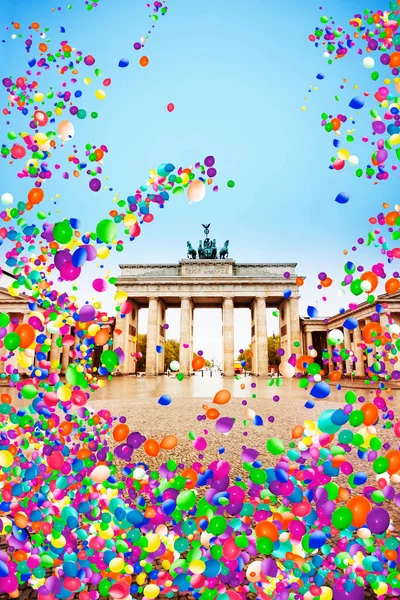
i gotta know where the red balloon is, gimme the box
[11,144,26,159]
[167,103,175,112]
[143,214,154,223]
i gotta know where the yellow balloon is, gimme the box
[84,77,91,85]
[33,92,44,102]
[0,450,13,468]
[95,89,106,100]
[320,587,333,600]
[109,557,124,573]
[97,246,110,260]
[337,148,350,160]
[114,290,128,304]
[124,214,138,227]
[145,533,160,553]
[390,133,400,146]
[88,323,100,336]
[57,385,72,402]
[189,560,206,574]
[143,584,160,599]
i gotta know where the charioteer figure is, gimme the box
[187,224,229,260]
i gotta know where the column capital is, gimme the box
[222,296,234,303]
[255,296,266,303]
[180,296,192,302]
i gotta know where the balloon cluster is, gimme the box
[309,2,400,183]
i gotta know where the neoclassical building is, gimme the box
[300,291,399,377]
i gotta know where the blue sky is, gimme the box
[0,0,395,360]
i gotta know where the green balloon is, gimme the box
[308,362,321,375]
[256,537,273,554]
[350,279,363,296]
[176,490,196,510]
[373,456,389,474]
[349,410,364,427]
[176,373,184,381]
[4,332,20,351]
[0,313,10,328]
[96,219,117,243]
[332,507,352,530]
[345,390,357,404]
[53,221,73,244]
[20,384,38,400]
[100,349,119,371]
[208,516,227,536]
[266,437,285,455]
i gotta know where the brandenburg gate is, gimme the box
[114,226,303,377]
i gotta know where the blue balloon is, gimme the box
[349,96,364,109]
[307,305,318,318]
[316,73,325,79]
[310,382,331,399]
[156,345,163,354]
[158,394,172,406]
[343,317,358,330]
[72,247,87,268]
[335,192,350,204]
[283,289,292,299]
[118,58,129,67]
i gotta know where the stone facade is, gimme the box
[115,260,303,376]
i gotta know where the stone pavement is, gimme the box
[1,376,397,599]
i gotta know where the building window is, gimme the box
[251,325,255,338]
[281,324,287,337]
[129,325,136,337]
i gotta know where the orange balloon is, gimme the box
[213,389,231,405]
[28,187,44,205]
[320,277,333,288]
[240,383,245,390]
[362,322,383,344]
[160,435,178,450]
[143,439,159,457]
[1,393,12,404]
[295,355,314,370]
[296,277,304,286]
[182,468,198,488]
[14,512,28,528]
[385,211,399,226]
[206,408,220,420]
[360,271,378,292]
[292,425,304,439]
[347,496,371,528]
[386,450,400,474]
[15,323,35,349]
[59,421,73,436]
[390,51,400,68]
[94,328,110,346]
[255,521,279,541]
[113,423,130,442]
[139,56,149,67]
[330,371,342,382]
[360,403,379,426]
[192,355,205,371]
[331,118,341,131]
[385,278,400,295]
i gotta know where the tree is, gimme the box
[237,336,281,372]
[165,339,180,369]
[136,334,146,371]
[237,346,252,371]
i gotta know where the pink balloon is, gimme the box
[129,223,141,237]
[120,301,133,315]
[92,278,108,292]
[60,261,81,281]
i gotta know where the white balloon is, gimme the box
[279,361,295,378]
[389,324,400,336]
[361,280,372,292]
[327,329,344,345]
[170,360,180,371]
[313,374,322,382]
[57,120,75,142]
[362,56,375,69]
[1,193,13,206]
[348,155,359,167]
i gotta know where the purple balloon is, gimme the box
[114,443,133,461]
[127,432,145,449]
[82,244,97,261]
[60,261,81,281]
[261,558,278,577]
[2,78,12,88]
[79,304,96,322]
[215,416,234,434]
[89,177,101,192]
[204,155,215,167]
[333,583,364,600]
[366,507,390,534]
[54,249,72,271]
[372,121,386,134]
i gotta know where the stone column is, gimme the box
[326,339,334,371]
[146,297,159,376]
[343,327,352,375]
[364,318,375,370]
[179,297,192,376]
[256,297,268,377]
[380,312,394,374]
[61,345,70,373]
[352,325,365,377]
[113,300,139,375]
[279,299,290,359]
[305,331,313,352]
[289,297,302,355]
[250,301,258,375]
[222,297,235,377]
[50,334,61,371]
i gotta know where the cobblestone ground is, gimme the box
[1,376,398,599]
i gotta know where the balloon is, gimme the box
[266,438,285,455]
[60,261,81,281]
[101,349,119,371]
[72,247,87,268]
[4,332,20,351]
[366,507,390,534]
[279,361,295,378]
[360,403,379,426]
[188,179,206,203]
[360,271,378,292]
[346,496,371,528]
[385,277,400,294]
[93,278,108,292]
[95,89,106,100]
[310,382,331,399]
[192,355,205,370]
[328,329,344,345]
[113,423,130,442]
[1,193,13,206]
[386,450,400,474]
[335,192,350,204]
[333,584,364,600]
[362,322,383,344]
[27,187,44,206]
[169,360,180,371]
[94,328,110,346]
[158,394,172,406]
[96,219,117,243]
[213,389,231,405]
[89,178,101,192]
[332,507,352,530]
[15,324,35,349]
[57,120,75,142]
[167,103,175,112]
[139,56,149,67]
[53,221,73,244]
[90,465,111,483]
[160,435,178,450]
[143,439,159,457]
[118,58,129,67]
